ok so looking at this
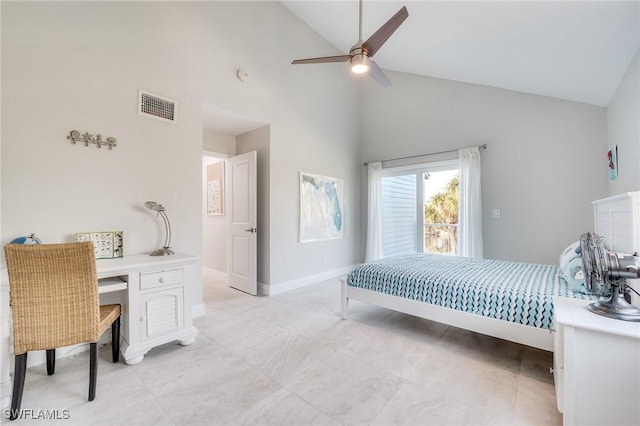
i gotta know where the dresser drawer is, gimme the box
[140,269,184,290]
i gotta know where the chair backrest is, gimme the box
[4,242,100,355]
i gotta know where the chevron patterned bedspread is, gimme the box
[346,254,595,329]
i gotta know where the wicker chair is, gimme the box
[4,242,121,421]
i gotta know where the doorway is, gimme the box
[201,102,268,293]
[202,152,229,279]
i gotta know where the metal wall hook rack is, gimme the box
[67,130,117,150]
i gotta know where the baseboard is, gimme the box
[260,264,356,296]
[256,281,269,296]
[203,267,226,282]
[24,342,93,369]
[203,265,355,297]
[1,380,11,410]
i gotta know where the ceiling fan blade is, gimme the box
[369,60,392,87]
[362,6,408,58]
[291,55,351,65]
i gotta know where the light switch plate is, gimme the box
[492,209,501,219]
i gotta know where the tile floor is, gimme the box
[6,272,562,425]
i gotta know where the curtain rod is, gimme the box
[363,143,487,167]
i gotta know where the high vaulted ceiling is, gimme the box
[282,0,640,106]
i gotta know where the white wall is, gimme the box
[188,2,360,285]
[0,0,7,407]
[203,128,236,157]
[268,118,361,287]
[361,72,609,265]
[2,2,204,309]
[189,1,361,288]
[607,49,640,196]
[1,1,361,295]
[184,1,361,288]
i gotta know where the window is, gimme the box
[423,169,459,255]
[381,160,459,257]
[382,173,417,256]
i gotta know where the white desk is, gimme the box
[96,253,199,365]
[98,277,128,294]
[0,253,199,409]
[554,296,640,425]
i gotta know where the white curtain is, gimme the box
[458,147,483,258]
[365,162,383,262]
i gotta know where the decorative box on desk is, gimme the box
[77,231,124,259]
[96,253,199,365]
[553,296,640,425]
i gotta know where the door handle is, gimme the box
[244,227,257,233]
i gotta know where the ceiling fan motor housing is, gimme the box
[349,46,371,74]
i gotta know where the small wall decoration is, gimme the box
[207,162,225,215]
[76,231,123,259]
[299,172,344,242]
[608,145,618,180]
[67,130,117,150]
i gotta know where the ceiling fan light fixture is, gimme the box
[350,53,370,74]
[291,2,408,86]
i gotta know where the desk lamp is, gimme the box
[145,201,174,256]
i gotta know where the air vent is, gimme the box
[138,90,177,123]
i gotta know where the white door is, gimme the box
[226,151,257,295]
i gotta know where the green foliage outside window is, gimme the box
[424,176,459,254]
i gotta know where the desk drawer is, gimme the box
[140,269,183,290]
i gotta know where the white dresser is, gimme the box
[554,296,640,425]
[592,191,640,305]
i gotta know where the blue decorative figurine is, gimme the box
[10,233,41,245]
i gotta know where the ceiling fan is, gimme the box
[291,0,409,87]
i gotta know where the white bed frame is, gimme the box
[340,192,640,352]
[340,277,555,351]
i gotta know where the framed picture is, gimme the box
[207,162,225,215]
[608,145,618,180]
[299,172,344,242]
[76,231,123,259]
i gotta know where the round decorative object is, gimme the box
[10,233,41,245]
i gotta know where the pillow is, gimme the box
[559,241,581,270]
[557,240,592,294]
[560,256,591,294]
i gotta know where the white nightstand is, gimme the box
[554,296,640,425]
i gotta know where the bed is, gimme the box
[340,193,639,352]
[341,254,593,351]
